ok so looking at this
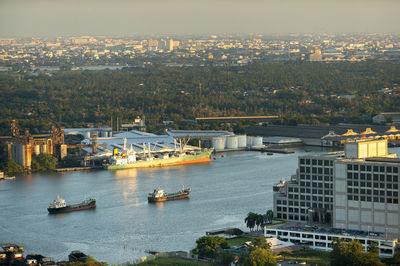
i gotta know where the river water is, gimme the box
[0,147,326,264]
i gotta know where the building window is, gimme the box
[347,195,353,200]
[361,165,365,171]
[300,159,305,164]
[354,165,359,171]
[348,173,353,179]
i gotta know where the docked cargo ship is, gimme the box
[104,147,213,170]
[148,187,191,203]
[47,196,96,214]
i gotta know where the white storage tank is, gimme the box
[226,135,238,149]
[237,135,247,148]
[246,136,254,147]
[252,136,263,146]
[212,137,225,151]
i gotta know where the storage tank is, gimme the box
[226,136,238,149]
[246,136,254,147]
[212,137,225,151]
[252,136,263,147]
[237,135,247,148]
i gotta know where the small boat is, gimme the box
[273,178,286,192]
[48,196,96,214]
[3,176,15,180]
[148,186,191,203]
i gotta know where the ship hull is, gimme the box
[105,149,213,170]
[48,200,96,214]
[148,189,190,203]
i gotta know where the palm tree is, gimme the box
[255,214,264,231]
[244,212,256,231]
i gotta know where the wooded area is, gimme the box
[0,60,399,135]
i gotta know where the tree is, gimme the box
[250,237,271,251]
[31,153,58,171]
[219,252,235,266]
[66,255,107,266]
[3,160,24,175]
[193,235,228,259]
[248,247,276,266]
[331,238,384,266]
[255,214,263,231]
[265,210,273,224]
[245,212,257,232]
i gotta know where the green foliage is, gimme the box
[279,249,330,266]
[1,61,400,134]
[3,159,24,175]
[248,248,276,266]
[331,239,384,266]
[59,155,80,168]
[193,235,228,259]
[381,252,400,265]
[31,153,58,171]
[245,212,269,231]
[219,252,235,266]
[63,255,107,266]
[137,257,209,265]
[250,237,271,251]
[265,210,273,224]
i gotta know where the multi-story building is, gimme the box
[274,138,400,236]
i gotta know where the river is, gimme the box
[0,147,327,264]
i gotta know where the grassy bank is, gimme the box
[138,257,210,265]
[278,249,330,266]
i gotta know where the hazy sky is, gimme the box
[1,0,399,37]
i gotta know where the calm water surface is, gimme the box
[0,148,328,264]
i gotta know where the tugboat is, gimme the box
[47,196,96,214]
[273,178,286,192]
[148,187,191,203]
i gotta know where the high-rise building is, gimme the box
[167,39,174,51]
[274,138,400,235]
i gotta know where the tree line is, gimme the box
[0,60,400,135]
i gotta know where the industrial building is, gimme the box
[7,121,67,169]
[274,138,400,239]
[246,125,400,146]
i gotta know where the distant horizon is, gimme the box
[1,32,400,39]
[1,0,399,38]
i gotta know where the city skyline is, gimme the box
[1,0,400,37]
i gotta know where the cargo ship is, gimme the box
[104,146,213,170]
[47,196,96,214]
[148,187,191,203]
